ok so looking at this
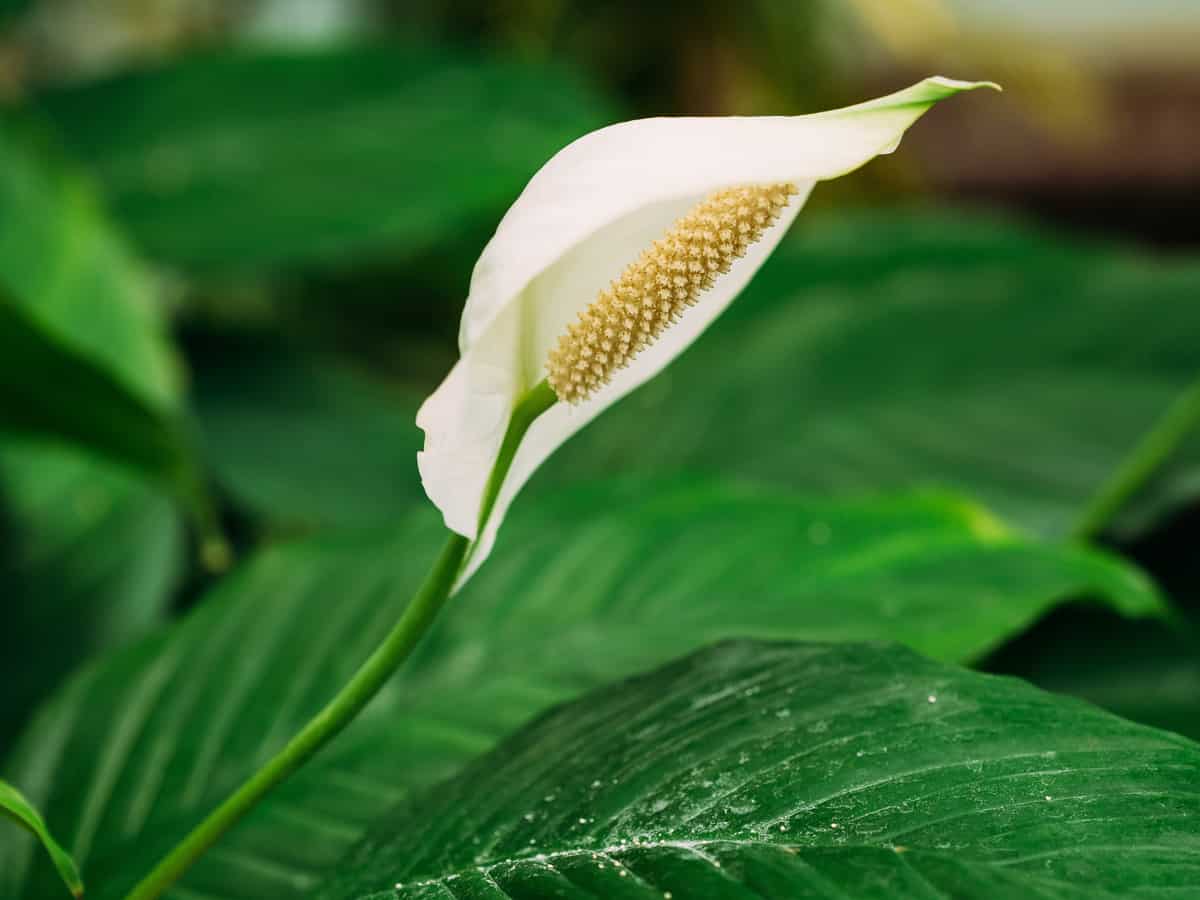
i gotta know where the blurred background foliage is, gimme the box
[1,0,1198,729]
[0,2,1199,892]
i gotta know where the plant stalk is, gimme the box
[123,531,466,900]
[476,380,556,534]
[1073,380,1200,540]
[123,380,557,900]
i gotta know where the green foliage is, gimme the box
[318,640,1200,900]
[0,780,81,899]
[0,442,182,745]
[0,129,211,526]
[984,605,1200,742]
[0,128,176,409]
[0,0,30,26]
[0,12,1197,900]
[0,122,191,748]
[192,341,426,530]
[545,210,1200,538]
[0,480,1159,899]
[34,45,618,273]
[0,507,438,900]
[0,297,209,520]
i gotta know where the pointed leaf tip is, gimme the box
[834,76,1000,124]
[1,779,85,898]
[928,76,1003,93]
[905,76,1002,105]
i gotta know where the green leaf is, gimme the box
[0,513,439,900]
[0,780,81,899]
[0,0,30,27]
[0,481,1159,899]
[0,128,211,526]
[318,640,1200,900]
[0,125,188,741]
[411,477,1161,669]
[542,210,1200,538]
[34,44,618,273]
[0,127,176,410]
[0,297,209,517]
[0,441,184,745]
[192,339,425,529]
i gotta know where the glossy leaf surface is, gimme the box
[320,641,1200,900]
[0,482,1158,899]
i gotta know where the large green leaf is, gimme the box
[0,298,208,517]
[0,127,188,739]
[0,127,176,410]
[0,515,440,900]
[0,780,81,899]
[541,210,1200,538]
[191,339,425,529]
[317,640,1200,900]
[34,44,617,273]
[0,441,184,745]
[0,481,1159,899]
[0,128,211,522]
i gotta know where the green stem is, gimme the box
[1073,380,1200,540]
[123,380,558,900]
[123,532,466,900]
[477,380,557,534]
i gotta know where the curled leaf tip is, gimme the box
[928,76,1002,92]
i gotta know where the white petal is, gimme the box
[417,76,997,584]
[455,190,808,587]
[460,77,994,352]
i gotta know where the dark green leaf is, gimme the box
[0,513,438,900]
[0,0,30,26]
[542,210,1200,538]
[192,340,425,529]
[0,481,1159,899]
[0,128,211,525]
[319,641,1200,900]
[0,780,81,899]
[0,441,183,745]
[0,296,209,522]
[0,125,189,744]
[0,127,176,410]
[34,44,618,273]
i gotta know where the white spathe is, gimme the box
[417,76,997,586]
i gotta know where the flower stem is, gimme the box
[123,532,467,900]
[1073,379,1200,541]
[123,381,558,900]
[477,379,557,534]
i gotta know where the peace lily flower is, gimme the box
[124,79,1001,900]
[418,76,997,584]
